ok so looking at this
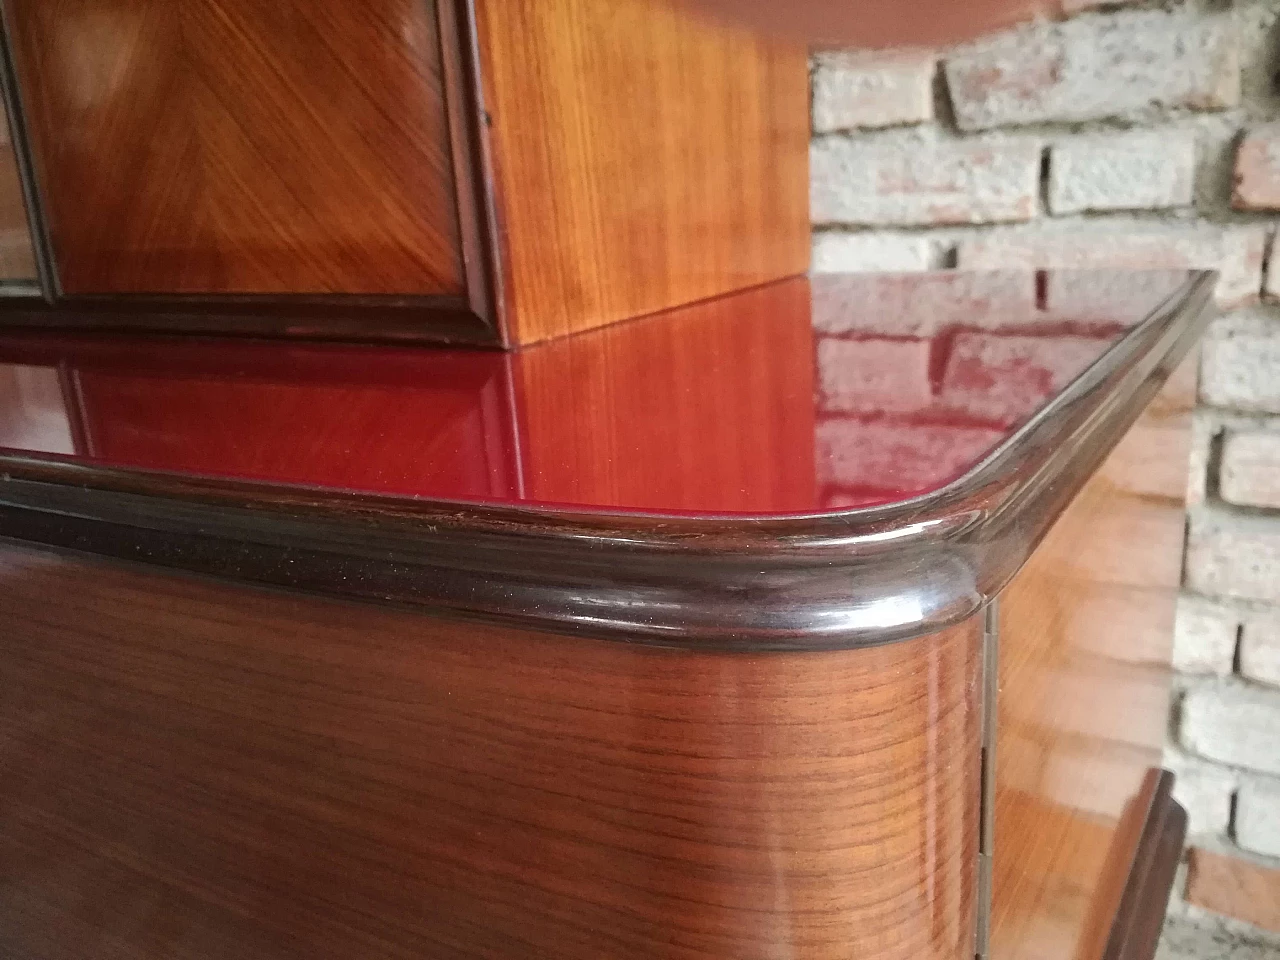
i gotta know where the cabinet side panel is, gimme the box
[991,363,1193,960]
[6,0,466,295]
[0,540,977,960]
[475,0,810,345]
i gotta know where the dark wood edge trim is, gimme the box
[462,0,515,346]
[436,0,502,337]
[0,294,501,345]
[1102,770,1188,960]
[0,272,1216,648]
[0,1,58,300]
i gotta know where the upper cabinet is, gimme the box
[0,0,810,345]
[6,0,467,298]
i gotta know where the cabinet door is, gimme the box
[6,0,466,296]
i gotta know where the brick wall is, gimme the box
[809,0,1280,928]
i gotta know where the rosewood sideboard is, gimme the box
[0,269,1210,959]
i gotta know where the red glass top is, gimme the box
[0,270,1190,517]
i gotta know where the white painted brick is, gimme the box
[811,232,942,274]
[1187,413,1216,508]
[811,130,1040,226]
[1045,270,1193,324]
[810,270,1035,336]
[1241,609,1280,689]
[1221,429,1280,509]
[1049,131,1195,214]
[1181,682,1280,776]
[811,51,935,133]
[1233,123,1280,211]
[1164,749,1237,837]
[957,225,1266,309]
[817,338,933,415]
[1200,312,1280,414]
[1187,510,1280,604]
[944,11,1239,131]
[1236,776,1280,858]
[1174,594,1240,676]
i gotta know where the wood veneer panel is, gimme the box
[6,0,465,295]
[475,0,810,345]
[991,373,1192,960]
[0,541,981,959]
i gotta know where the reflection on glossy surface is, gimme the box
[991,361,1193,960]
[0,271,1189,516]
[0,539,981,960]
[0,103,36,282]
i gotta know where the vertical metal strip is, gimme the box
[0,1,59,301]
[975,598,999,960]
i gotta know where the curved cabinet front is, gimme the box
[0,541,982,960]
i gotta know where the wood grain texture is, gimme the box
[990,372,1192,960]
[6,0,465,295]
[0,540,981,959]
[475,0,810,344]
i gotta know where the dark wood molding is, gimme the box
[0,272,1216,649]
[439,0,506,341]
[1102,770,1188,960]
[0,291,500,344]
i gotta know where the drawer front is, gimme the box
[7,0,466,296]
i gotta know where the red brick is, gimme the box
[1234,123,1280,211]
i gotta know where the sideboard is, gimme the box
[0,268,1210,959]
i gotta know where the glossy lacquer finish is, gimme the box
[991,356,1195,960]
[0,270,1215,649]
[5,0,464,295]
[0,539,982,960]
[0,271,1194,513]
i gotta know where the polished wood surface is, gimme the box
[515,277,816,510]
[475,0,810,343]
[6,0,465,295]
[991,367,1193,960]
[0,272,1186,513]
[0,539,981,960]
[0,271,1216,649]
